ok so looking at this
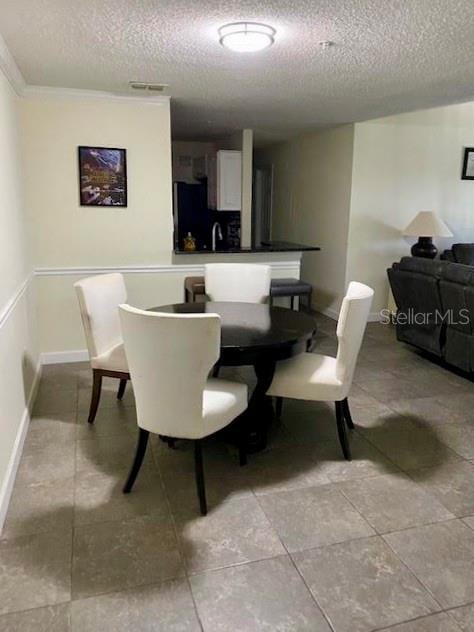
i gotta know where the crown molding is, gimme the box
[0,34,26,95]
[0,35,166,105]
[21,85,170,104]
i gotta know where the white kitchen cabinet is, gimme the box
[216,150,242,211]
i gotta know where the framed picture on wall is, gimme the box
[461,147,474,180]
[78,146,127,206]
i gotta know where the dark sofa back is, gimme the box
[388,256,474,372]
[441,243,474,265]
[439,263,474,371]
[387,257,446,356]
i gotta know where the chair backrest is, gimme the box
[119,304,220,438]
[205,263,271,303]
[74,273,127,360]
[335,282,374,390]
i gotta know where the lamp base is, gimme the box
[411,237,437,259]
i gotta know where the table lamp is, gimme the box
[403,211,453,259]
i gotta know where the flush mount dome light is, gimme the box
[219,22,276,52]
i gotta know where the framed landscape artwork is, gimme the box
[461,147,474,180]
[78,146,127,206]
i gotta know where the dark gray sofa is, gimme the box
[441,243,474,265]
[388,256,474,372]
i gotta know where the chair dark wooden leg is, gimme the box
[123,428,149,493]
[290,296,295,310]
[158,435,176,448]
[335,401,351,461]
[342,397,355,429]
[194,440,207,515]
[238,413,248,466]
[306,288,312,313]
[212,364,220,378]
[117,378,127,400]
[275,397,283,419]
[88,369,103,424]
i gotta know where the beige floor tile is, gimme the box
[339,473,454,533]
[258,484,374,552]
[0,530,72,615]
[190,556,331,632]
[24,413,77,454]
[15,443,75,486]
[70,580,200,632]
[448,602,474,631]
[436,423,474,460]
[384,520,474,609]
[72,515,183,599]
[360,419,461,470]
[74,466,169,526]
[293,536,440,632]
[0,603,71,632]
[176,495,285,573]
[409,460,474,517]
[2,477,74,539]
[380,612,463,632]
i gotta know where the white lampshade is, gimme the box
[403,211,453,238]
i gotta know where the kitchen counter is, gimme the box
[174,241,321,254]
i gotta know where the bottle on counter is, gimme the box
[183,232,196,251]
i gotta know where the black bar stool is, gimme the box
[269,278,313,312]
[184,275,313,312]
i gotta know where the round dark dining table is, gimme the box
[149,301,317,451]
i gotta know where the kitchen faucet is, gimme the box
[212,222,223,251]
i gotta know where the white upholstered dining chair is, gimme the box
[74,273,130,424]
[118,304,248,515]
[205,263,271,303]
[268,282,374,460]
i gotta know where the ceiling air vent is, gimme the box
[129,81,168,92]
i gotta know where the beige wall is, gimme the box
[21,94,174,353]
[21,95,173,268]
[256,125,355,314]
[348,102,474,313]
[0,69,38,527]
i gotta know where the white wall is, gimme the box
[348,103,474,313]
[21,93,174,354]
[0,68,38,528]
[256,125,355,315]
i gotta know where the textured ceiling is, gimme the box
[1,0,474,144]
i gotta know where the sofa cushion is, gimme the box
[397,256,446,277]
[452,243,474,266]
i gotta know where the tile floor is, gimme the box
[1,314,474,631]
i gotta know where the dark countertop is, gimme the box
[174,241,321,254]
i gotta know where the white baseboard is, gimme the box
[40,349,89,365]
[316,306,339,321]
[0,360,42,534]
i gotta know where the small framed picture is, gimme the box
[78,146,127,206]
[461,147,474,180]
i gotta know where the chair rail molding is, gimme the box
[34,260,301,277]
[0,273,33,331]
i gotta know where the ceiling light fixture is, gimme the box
[218,22,276,53]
